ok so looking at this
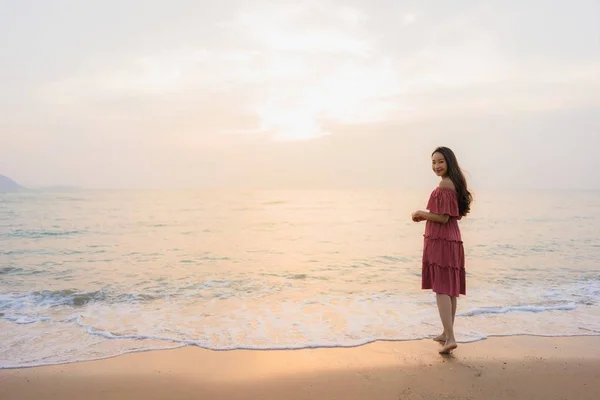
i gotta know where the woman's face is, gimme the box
[432,152,447,177]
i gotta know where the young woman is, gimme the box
[412,146,472,354]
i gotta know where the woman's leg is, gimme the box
[436,294,457,353]
[451,296,457,324]
[434,295,458,343]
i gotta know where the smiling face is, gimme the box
[431,152,448,177]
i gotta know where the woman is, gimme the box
[412,146,473,354]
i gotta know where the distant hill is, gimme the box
[0,175,24,192]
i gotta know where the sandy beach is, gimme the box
[1,336,599,400]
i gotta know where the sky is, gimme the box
[1,0,599,190]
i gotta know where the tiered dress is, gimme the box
[421,187,466,297]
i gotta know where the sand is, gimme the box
[1,336,599,400]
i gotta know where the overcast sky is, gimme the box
[1,0,599,190]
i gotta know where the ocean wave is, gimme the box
[0,290,102,311]
[1,293,600,370]
[2,315,52,324]
[3,319,600,370]
[459,303,577,317]
[0,288,165,312]
[0,267,24,274]
[8,229,86,239]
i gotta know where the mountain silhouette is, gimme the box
[0,175,24,192]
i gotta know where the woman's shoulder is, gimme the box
[427,179,460,216]
[436,178,456,191]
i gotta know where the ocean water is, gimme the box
[1,189,600,368]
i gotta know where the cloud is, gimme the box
[402,13,416,25]
[24,0,600,145]
[220,2,404,140]
[38,2,404,142]
[2,0,600,189]
[337,5,367,25]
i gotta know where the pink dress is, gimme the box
[421,187,466,297]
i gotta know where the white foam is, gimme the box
[459,303,577,317]
[75,315,184,343]
[0,343,186,370]
[1,303,600,370]
[2,315,51,324]
[1,281,600,369]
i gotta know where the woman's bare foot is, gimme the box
[438,339,458,354]
[433,333,446,343]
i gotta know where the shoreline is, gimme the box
[3,332,599,371]
[1,335,599,399]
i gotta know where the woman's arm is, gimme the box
[414,210,450,224]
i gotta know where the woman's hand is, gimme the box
[412,210,424,222]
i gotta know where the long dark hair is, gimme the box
[432,146,472,217]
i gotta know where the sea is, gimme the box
[1,189,600,369]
